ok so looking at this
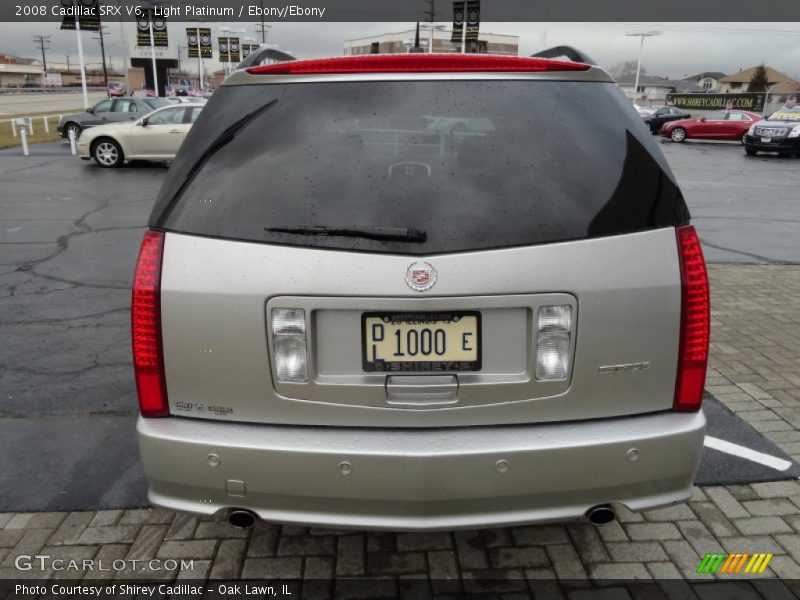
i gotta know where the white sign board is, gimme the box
[43,72,63,87]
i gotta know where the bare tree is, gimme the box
[608,60,645,80]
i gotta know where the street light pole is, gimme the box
[116,0,130,94]
[625,30,660,102]
[148,15,159,96]
[427,0,435,52]
[764,81,791,116]
[75,18,90,110]
[259,0,267,44]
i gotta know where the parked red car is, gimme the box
[660,110,763,143]
[107,82,125,97]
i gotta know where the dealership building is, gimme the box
[344,28,518,56]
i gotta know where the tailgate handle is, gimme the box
[385,375,458,407]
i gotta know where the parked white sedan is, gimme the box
[77,103,204,168]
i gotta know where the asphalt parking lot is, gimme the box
[658,140,800,264]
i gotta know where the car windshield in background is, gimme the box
[768,108,800,121]
[154,81,685,254]
[144,98,173,110]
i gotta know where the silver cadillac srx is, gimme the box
[132,53,710,530]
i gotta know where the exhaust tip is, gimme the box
[228,509,257,529]
[586,504,616,526]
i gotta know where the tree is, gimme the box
[608,60,645,80]
[748,64,770,92]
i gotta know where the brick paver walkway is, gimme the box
[2,265,799,591]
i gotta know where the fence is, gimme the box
[0,86,107,96]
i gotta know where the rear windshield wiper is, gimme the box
[159,98,280,222]
[265,226,427,243]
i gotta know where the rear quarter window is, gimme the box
[151,79,688,254]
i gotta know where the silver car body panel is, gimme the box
[139,410,705,530]
[159,227,681,428]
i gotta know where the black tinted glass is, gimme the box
[152,81,687,254]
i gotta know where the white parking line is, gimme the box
[704,436,792,472]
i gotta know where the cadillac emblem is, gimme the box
[405,261,437,292]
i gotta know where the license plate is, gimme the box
[761,137,772,143]
[362,312,481,372]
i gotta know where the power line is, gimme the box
[91,25,110,90]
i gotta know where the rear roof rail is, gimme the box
[244,54,591,75]
[531,46,597,66]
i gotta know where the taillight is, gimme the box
[131,229,168,417]
[246,54,591,75]
[674,225,710,411]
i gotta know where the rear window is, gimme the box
[151,80,688,254]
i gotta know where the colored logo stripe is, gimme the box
[697,553,773,574]
[697,553,726,574]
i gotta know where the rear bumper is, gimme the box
[138,410,705,530]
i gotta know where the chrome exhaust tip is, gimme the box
[228,509,257,529]
[586,504,617,526]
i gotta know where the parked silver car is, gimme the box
[57,96,173,140]
[132,53,710,530]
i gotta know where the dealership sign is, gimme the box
[667,93,766,112]
[187,28,212,59]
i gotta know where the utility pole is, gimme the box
[625,30,660,102]
[33,35,51,78]
[92,25,110,92]
[65,55,71,71]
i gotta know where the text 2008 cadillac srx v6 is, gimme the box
[131,53,710,530]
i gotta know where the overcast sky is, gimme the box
[2,21,799,80]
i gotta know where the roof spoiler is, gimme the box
[531,46,596,66]
[237,47,297,70]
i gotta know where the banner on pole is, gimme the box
[60,0,100,32]
[219,37,241,63]
[451,1,465,42]
[229,37,241,62]
[465,0,480,42]
[187,28,213,58]
[242,44,260,59]
[219,37,230,62]
[136,10,168,47]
